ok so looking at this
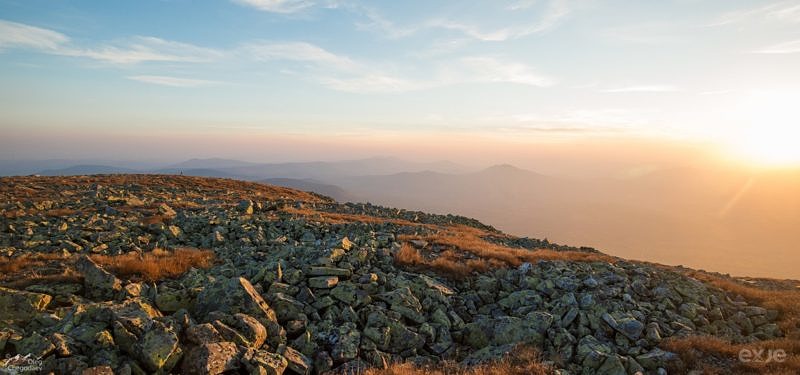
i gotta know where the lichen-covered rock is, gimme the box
[636,348,678,370]
[308,276,338,289]
[242,349,288,375]
[75,256,122,300]
[155,286,192,313]
[185,323,225,345]
[376,287,425,324]
[181,342,241,375]
[0,286,51,322]
[577,335,615,369]
[12,331,55,358]
[194,277,278,327]
[281,345,312,375]
[135,321,182,372]
[270,293,305,323]
[463,312,552,349]
[331,322,361,362]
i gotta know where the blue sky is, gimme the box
[1,0,799,162]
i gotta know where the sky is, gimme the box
[1,0,799,165]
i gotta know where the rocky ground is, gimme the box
[0,175,796,375]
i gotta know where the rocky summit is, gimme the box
[0,175,795,375]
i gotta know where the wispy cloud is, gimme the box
[231,0,314,14]
[127,75,221,87]
[234,38,555,93]
[69,37,223,64]
[753,39,800,54]
[0,19,555,94]
[242,41,357,69]
[456,57,554,86]
[709,1,800,26]
[0,20,69,51]
[0,20,222,64]
[356,0,572,42]
[601,85,680,93]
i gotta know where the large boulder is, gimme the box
[463,312,553,349]
[76,256,122,300]
[0,286,52,322]
[194,277,278,327]
[577,335,615,369]
[636,348,678,370]
[135,320,183,372]
[181,342,241,375]
[242,349,288,375]
[376,287,425,324]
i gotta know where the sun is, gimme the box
[729,124,800,167]
[724,91,800,168]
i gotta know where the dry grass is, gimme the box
[395,243,424,266]
[683,271,800,338]
[1,248,214,289]
[140,214,170,225]
[659,270,800,374]
[396,227,616,279]
[366,346,552,375]
[0,174,329,205]
[43,208,78,217]
[283,207,425,227]
[0,253,69,275]
[661,336,800,374]
[90,247,215,282]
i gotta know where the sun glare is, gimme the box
[725,90,800,167]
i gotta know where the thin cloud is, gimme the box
[0,20,556,94]
[0,20,223,64]
[68,37,224,64]
[753,39,800,54]
[356,0,572,42]
[254,46,556,93]
[0,20,69,51]
[127,75,221,87]
[601,85,680,93]
[506,0,539,11]
[709,1,800,26]
[242,41,357,70]
[456,57,555,87]
[231,0,314,13]
[317,75,429,93]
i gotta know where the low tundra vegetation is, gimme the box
[367,346,551,375]
[660,270,800,374]
[0,247,215,285]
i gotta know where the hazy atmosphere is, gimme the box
[2,0,799,279]
[3,2,800,374]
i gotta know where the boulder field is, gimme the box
[0,175,788,374]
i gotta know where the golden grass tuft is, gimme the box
[43,208,79,217]
[0,253,69,275]
[140,214,170,226]
[395,243,425,266]
[365,346,551,375]
[90,247,215,282]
